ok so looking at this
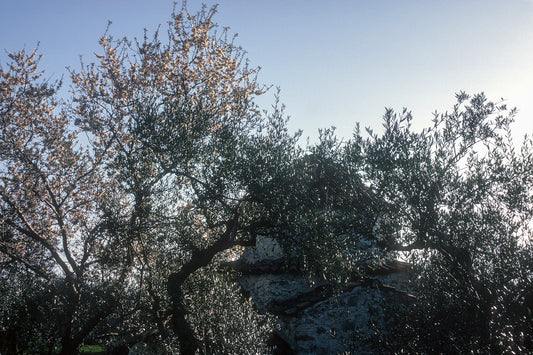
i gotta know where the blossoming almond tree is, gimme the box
[0,48,129,354]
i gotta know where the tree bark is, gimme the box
[166,209,241,354]
[167,277,199,355]
[59,340,77,355]
[60,301,75,355]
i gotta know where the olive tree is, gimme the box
[68,2,385,351]
[67,3,314,353]
[358,92,533,353]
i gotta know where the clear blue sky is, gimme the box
[1,0,532,142]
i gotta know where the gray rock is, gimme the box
[236,236,414,354]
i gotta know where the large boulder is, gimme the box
[232,236,414,354]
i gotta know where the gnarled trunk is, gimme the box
[167,274,198,355]
[165,210,243,354]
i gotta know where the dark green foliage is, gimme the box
[184,267,275,354]
[0,275,59,354]
[360,92,533,353]
[1,1,532,352]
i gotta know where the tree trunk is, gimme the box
[59,338,78,355]
[165,210,241,354]
[167,273,198,355]
[59,285,81,355]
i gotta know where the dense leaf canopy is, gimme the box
[1,3,532,354]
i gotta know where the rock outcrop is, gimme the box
[229,237,414,354]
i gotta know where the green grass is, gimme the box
[28,344,106,355]
[80,345,106,354]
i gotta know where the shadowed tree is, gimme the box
[359,92,533,353]
[6,2,531,353]
[68,4,303,353]
[69,3,382,352]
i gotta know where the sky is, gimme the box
[1,0,532,143]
